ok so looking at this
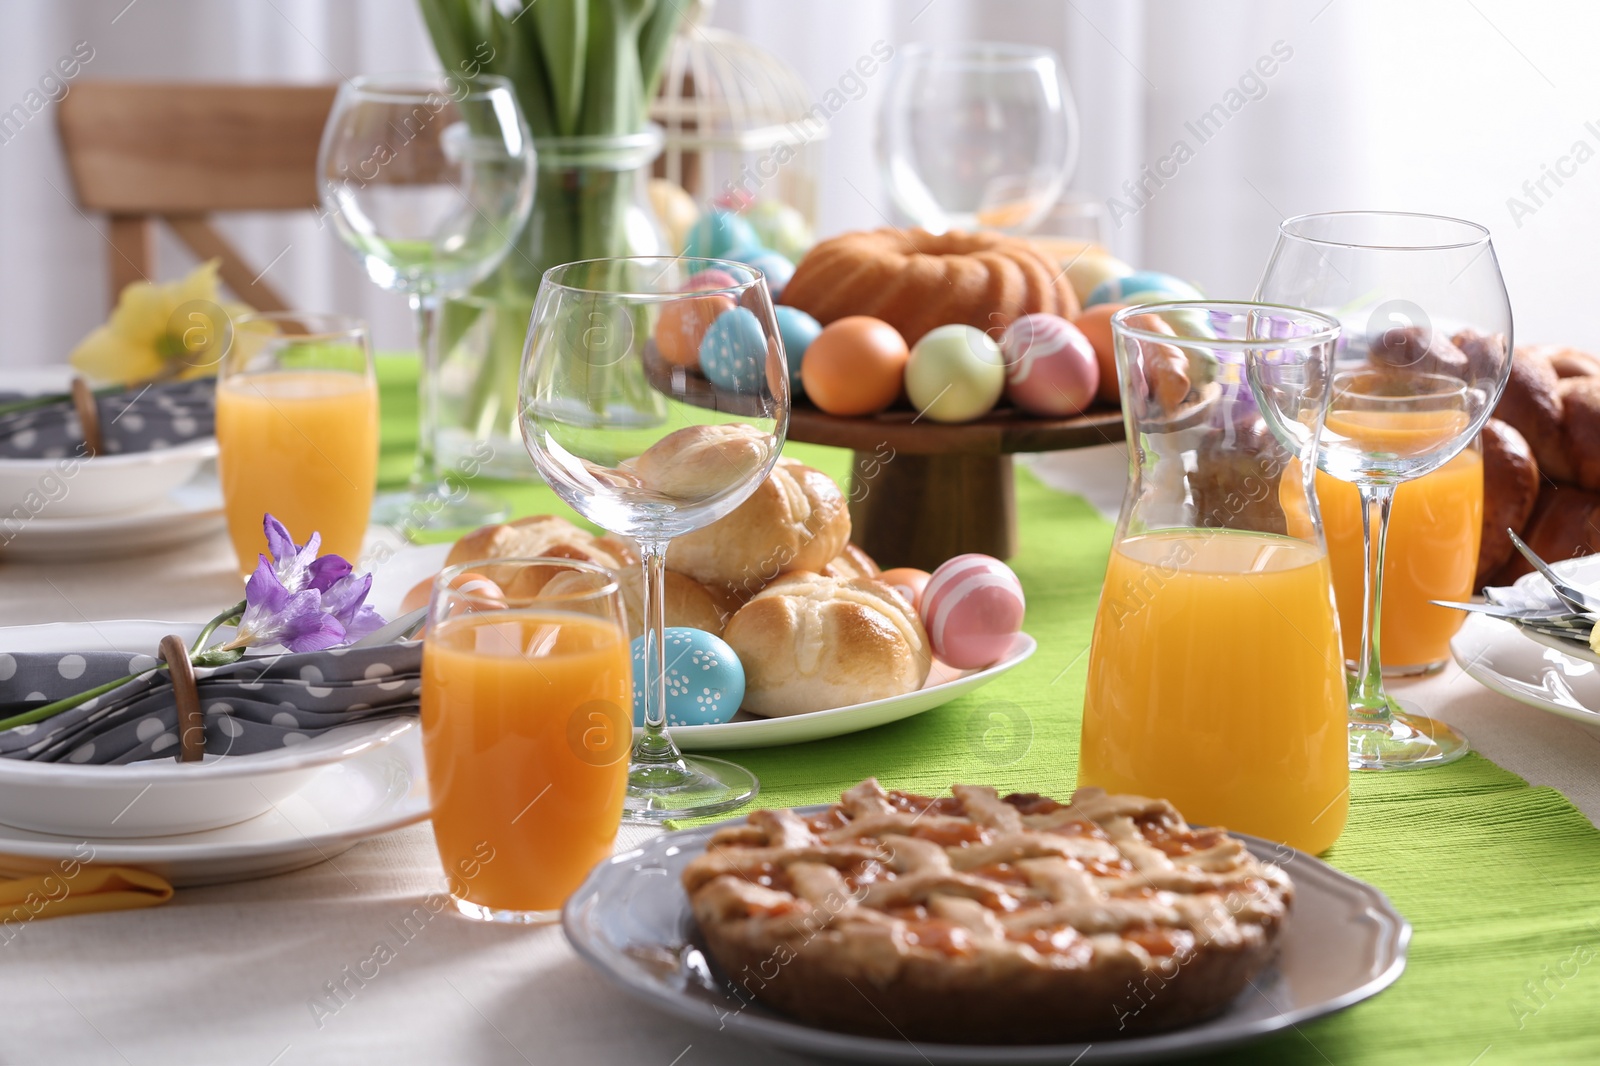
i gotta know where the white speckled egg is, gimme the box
[905,325,1005,423]
[631,627,745,727]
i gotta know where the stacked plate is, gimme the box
[0,369,225,559]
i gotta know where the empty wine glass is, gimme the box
[520,257,789,820]
[1257,211,1513,770]
[877,42,1078,234]
[318,72,535,533]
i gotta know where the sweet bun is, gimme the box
[1557,376,1600,491]
[723,573,931,716]
[667,458,850,597]
[630,423,773,501]
[1497,348,1571,482]
[1477,419,1540,585]
[1494,481,1600,583]
[1523,344,1600,380]
[446,515,626,589]
[821,543,881,581]
[536,566,732,638]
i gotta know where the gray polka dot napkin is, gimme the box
[0,642,421,764]
[0,379,215,459]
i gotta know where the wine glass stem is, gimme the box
[633,539,686,768]
[410,292,441,496]
[1351,481,1396,718]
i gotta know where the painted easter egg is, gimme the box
[655,293,735,369]
[774,306,822,392]
[682,268,739,292]
[743,249,795,300]
[699,307,770,392]
[684,210,760,259]
[920,554,1026,669]
[905,325,1005,423]
[1001,314,1099,417]
[1085,271,1202,309]
[877,567,932,612]
[648,179,700,256]
[744,200,813,261]
[1071,303,1129,406]
[800,316,908,416]
[630,627,745,727]
[1064,250,1135,306]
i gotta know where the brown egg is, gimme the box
[877,567,932,611]
[800,316,908,416]
[655,293,735,369]
[1071,303,1128,406]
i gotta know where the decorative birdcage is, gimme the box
[649,2,825,262]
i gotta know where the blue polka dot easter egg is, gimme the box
[631,627,745,727]
[699,306,771,392]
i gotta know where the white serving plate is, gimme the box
[565,813,1411,1065]
[0,367,217,519]
[0,468,225,560]
[0,729,428,887]
[1452,554,1600,723]
[0,620,415,837]
[366,544,1037,750]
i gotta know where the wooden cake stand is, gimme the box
[643,343,1126,570]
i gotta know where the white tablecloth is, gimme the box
[2,445,1597,1065]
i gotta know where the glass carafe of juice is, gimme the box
[1078,302,1350,855]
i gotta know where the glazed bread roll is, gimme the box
[1525,344,1600,380]
[821,543,881,581]
[447,515,626,590]
[1557,376,1600,492]
[667,458,851,597]
[1497,348,1571,483]
[532,566,731,637]
[1477,419,1540,585]
[630,423,773,500]
[1494,481,1600,583]
[723,573,931,717]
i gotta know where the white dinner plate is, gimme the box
[564,812,1411,1065]
[366,544,1038,750]
[0,620,416,837]
[0,728,428,888]
[0,467,225,560]
[1452,553,1600,724]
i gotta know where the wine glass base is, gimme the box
[623,755,759,823]
[1349,707,1469,771]
[370,487,509,537]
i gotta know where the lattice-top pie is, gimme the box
[683,779,1292,1044]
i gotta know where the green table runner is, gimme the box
[377,355,1600,1064]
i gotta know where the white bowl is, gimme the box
[0,620,415,838]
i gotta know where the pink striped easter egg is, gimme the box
[920,554,1026,669]
[1000,313,1098,417]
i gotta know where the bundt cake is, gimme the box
[781,228,1079,346]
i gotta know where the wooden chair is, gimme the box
[57,82,337,311]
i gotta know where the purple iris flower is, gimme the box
[222,514,386,652]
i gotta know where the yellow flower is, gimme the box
[1591,621,1600,658]
[70,260,255,385]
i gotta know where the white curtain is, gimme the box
[1,0,1595,369]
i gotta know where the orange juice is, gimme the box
[1079,530,1349,854]
[1317,448,1482,668]
[216,369,378,569]
[1323,407,1470,459]
[421,610,631,914]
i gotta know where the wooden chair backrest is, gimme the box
[57,81,338,311]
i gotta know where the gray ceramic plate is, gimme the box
[563,809,1411,1064]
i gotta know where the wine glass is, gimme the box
[1257,211,1513,770]
[318,72,535,534]
[520,257,789,820]
[877,42,1078,234]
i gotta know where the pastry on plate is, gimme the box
[721,573,929,716]
[683,779,1292,1045]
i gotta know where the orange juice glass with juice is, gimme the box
[421,558,632,921]
[217,312,378,571]
[1079,303,1349,854]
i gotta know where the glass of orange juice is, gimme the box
[1078,302,1350,855]
[217,312,378,573]
[421,557,632,922]
[1317,438,1483,675]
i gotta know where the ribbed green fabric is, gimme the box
[379,355,1600,1063]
